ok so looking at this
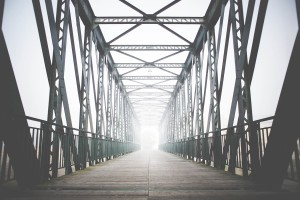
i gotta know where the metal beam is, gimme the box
[44,0,75,179]
[117,0,192,44]
[0,29,41,187]
[172,0,225,97]
[258,3,300,188]
[109,45,191,51]
[130,96,169,101]
[108,24,141,44]
[129,92,171,96]
[114,50,147,63]
[121,76,178,80]
[0,0,4,28]
[114,63,184,68]
[94,16,205,24]
[248,0,269,83]
[119,0,147,16]
[131,98,170,101]
[108,0,181,44]
[154,0,181,15]
[32,0,52,84]
[74,0,128,92]
[125,85,174,89]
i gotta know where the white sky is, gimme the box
[2,0,298,148]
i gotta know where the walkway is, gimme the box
[1,150,299,200]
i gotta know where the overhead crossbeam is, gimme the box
[114,63,184,68]
[125,85,174,89]
[132,99,169,102]
[128,92,171,96]
[107,0,182,44]
[94,16,205,25]
[120,76,178,80]
[109,45,191,51]
[130,97,170,100]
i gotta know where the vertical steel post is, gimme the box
[44,0,74,179]
[207,29,222,168]
[195,54,205,161]
[228,0,257,176]
[221,0,269,173]
[95,51,104,162]
[186,72,193,139]
[78,28,92,169]
[106,72,113,158]
[113,82,119,140]
[181,84,187,139]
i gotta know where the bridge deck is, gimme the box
[1,150,299,200]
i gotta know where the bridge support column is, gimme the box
[0,30,41,187]
[259,29,300,188]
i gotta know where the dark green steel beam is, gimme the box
[0,30,41,187]
[258,21,300,189]
[109,45,190,51]
[94,16,205,24]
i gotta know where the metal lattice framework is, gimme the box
[94,16,205,24]
[114,63,184,68]
[1,0,300,190]
[109,45,191,51]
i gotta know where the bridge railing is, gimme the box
[0,141,14,184]
[159,116,300,183]
[0,116,140,185]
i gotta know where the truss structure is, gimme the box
[1,0,299,188]
[114,63,184,68]
[94,16,205,24]
[109,45,191,51]
[120,76,178,80]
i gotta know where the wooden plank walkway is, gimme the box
[1,150,299,200]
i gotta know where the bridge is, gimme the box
[0,0,299,199]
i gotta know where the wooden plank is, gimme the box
[1,150,299,200]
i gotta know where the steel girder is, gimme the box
[106,73,113,139]
[207,28,222,168]
[175,92,182,140]
[95,52,104,136]
[186,71,193,139]
[259,28,300,188]
[114,63,184,68]
[109,45,190,51]
[112,83,119,140]
[129,92,171,96]
[78,28,93,169]
[121,76,178,80]
[44,0,74,179]
[194,55,206,160]
[219,0,270,175]
[125,85,174,89]
[1,20,41,187]
[219,0,258,176]
[94,16,205,25]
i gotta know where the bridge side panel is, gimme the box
[0,30,41,187]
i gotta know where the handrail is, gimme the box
[1,115,140,185]
[169,116,275,142]
[15,115,126,141]
[160,115,300,183]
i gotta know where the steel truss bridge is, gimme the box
[0,0,299,192]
